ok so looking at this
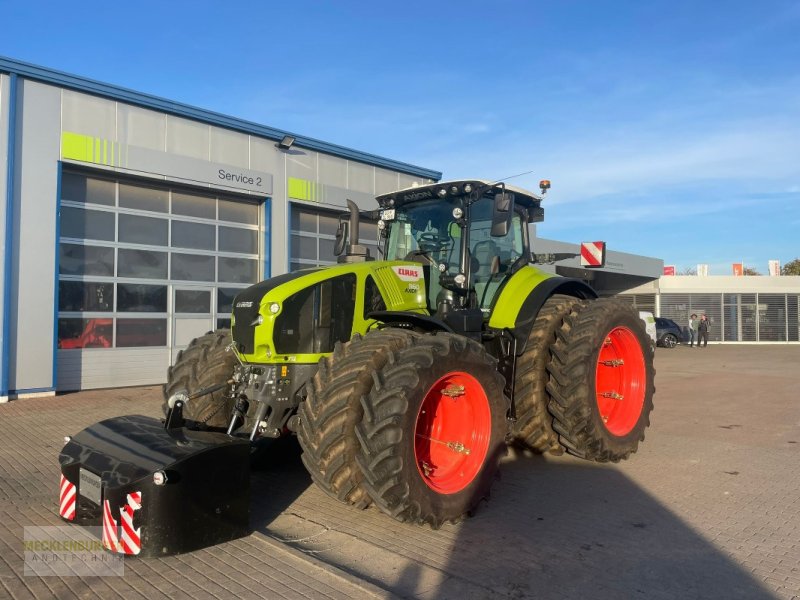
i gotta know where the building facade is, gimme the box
[620,276,800,343]
[0,58,440,399]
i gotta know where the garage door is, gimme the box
[56,170,264,390]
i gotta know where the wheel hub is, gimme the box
[414,372,491,494]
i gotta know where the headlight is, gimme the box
[269,302,280,314]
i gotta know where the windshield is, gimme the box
[384,195,527,312]
[385,198,462,273]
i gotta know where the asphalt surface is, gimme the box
[1,344,798,599]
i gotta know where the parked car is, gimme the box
[639,311,657,354]
[655,317,683,348]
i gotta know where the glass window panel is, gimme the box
[290,262,304,272]
[117,248,168,279]
[117,284,167,312]
[58,318,114,349]
[723,299,739,341]
[319,238,336,260]
[58,281,114,312]
[218,257,258,283]
[218,287,243,313]
[116,318,167,347]
[119,214,168,246]
[318,213,338,236]
[217,318,231,330]
[61,206,115,241]
[219,198,259,224]
[172,191,217,219]
[119,184,168,213]
[175,289,211,313]
[219,226,257,254]
[171,220,215,250]
[59,244,114,276]
[291,235,317,260]
[291,207,317,232]
[741,294,757,341]
[171,253,215,282]
[359,221,378,241]
[758,294,786,342]
[788,296,799,342]
[61,173,115,206]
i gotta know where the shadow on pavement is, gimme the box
[248,443,776,599]
[399,450,776,600]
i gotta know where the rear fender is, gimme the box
[489,267,597,354]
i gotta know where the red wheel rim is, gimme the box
[595,326,646,436]
[414,372,492,494]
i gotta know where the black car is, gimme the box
[655,317,684,348]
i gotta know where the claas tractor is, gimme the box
[59,179,655,556]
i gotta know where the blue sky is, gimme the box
[5,1,800,274]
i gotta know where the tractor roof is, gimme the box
[375,179,544,209]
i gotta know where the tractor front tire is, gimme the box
[512,294,584,454]
[297,329,415,508]
[163,329,237,430]
[546,299,655,462]
[356,332,508,528]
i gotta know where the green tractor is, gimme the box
[59,179,654,556]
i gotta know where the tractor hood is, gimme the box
[231,261,428,364]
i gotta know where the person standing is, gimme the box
[688,313,699,347]
[698,314,710,348]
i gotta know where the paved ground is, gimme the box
[1,344,798,599]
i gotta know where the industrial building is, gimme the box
[5,57,790,402]
[0,57,440,399]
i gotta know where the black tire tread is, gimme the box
[546,298,655,462]
[297,328,417,508]
[512,294,584,454]
[356,332,507,528]
[162,329,237,428]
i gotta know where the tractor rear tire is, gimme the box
[546,299,655,462]
[356,332,508,528]
[163,329,237,430]
[511,294,584,454]
[297,329,416,508]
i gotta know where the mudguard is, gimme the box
[59,415,250,557]
[489,266,597,353]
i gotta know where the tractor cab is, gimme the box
[376,180,545,317]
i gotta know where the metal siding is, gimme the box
[62,90,116,140]
[210,125,248,168]
[318,152,347,188]
[348,161,373,194]
[0,57,441,181]
[10,80,61,390]
[57,348,169,390]
[250,136,281,176]
[117,103,166,151]
[0,73,11,398]
[166,115,209,160]
[375,168,399,195]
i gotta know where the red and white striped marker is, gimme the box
[102,498,119,552]
[103,491,142,555]
[119,492,142,555]
[59,475,76,521]
[580,241,606,267]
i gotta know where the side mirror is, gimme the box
[491,191,515,237]
[334,220,349,256]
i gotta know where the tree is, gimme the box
[782,259,800,276]
[679,267,697,276]
[742,266,761,276]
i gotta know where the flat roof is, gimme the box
[0,56,442,181]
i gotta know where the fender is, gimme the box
[489,267,597,354]
[368,310,454,333]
